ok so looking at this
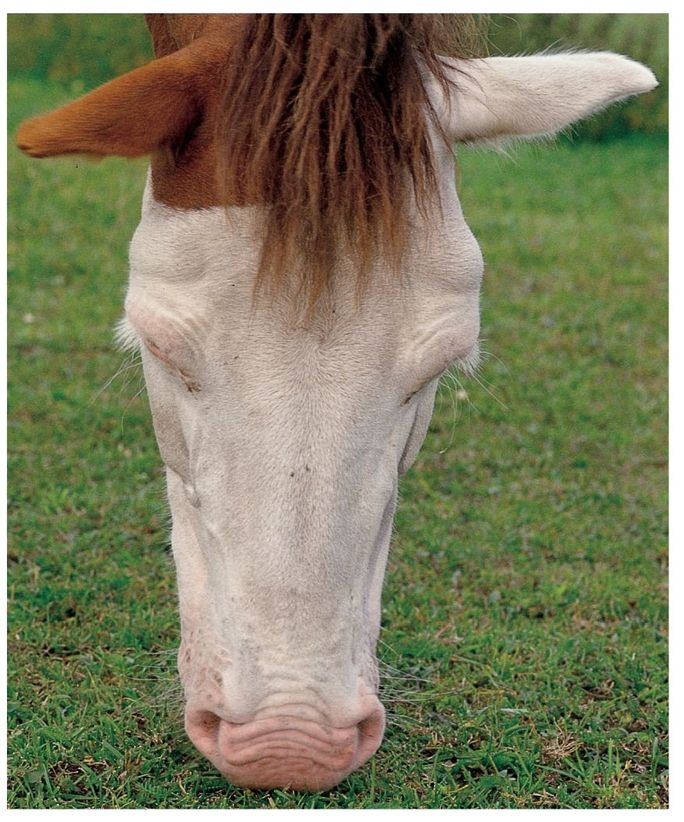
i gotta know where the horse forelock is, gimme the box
[144,14,484,309]
[212,14,483,308]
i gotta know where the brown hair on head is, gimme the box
[216,13,484,309]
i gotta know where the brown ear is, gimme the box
[145,14,214,57]
[16,41,216,159]
[145,14,179,58]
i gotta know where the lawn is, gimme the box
[8,72,668,808]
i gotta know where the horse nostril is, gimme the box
[355,704,386,765]
[185,708,221,759]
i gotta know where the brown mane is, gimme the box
[216,14,483,305]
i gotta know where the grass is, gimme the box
[8,73,667,808]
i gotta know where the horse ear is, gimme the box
[145,14,179,58]
[16,42,217,159]
[441,53,657,144]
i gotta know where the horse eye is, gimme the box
[403,371,445,406]
[145,338,201,394]
[145,337,170,364]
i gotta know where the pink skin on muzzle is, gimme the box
[185,700,386,791]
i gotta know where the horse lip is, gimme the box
[184,701,386,790]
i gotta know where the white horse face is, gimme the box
[17,33,656,789]
[121,150,483,788]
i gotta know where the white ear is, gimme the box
[440,53,657,144]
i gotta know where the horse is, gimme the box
[16,13,657,793]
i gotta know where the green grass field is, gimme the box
[8,74,667,808]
